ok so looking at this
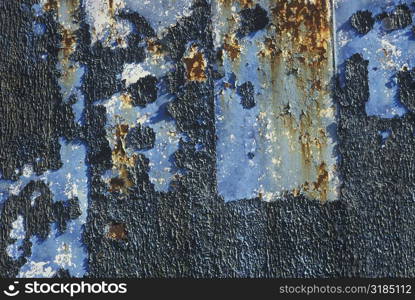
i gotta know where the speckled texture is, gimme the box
[1,0,415,278]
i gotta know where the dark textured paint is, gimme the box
[350,10,375,34]
[127,75,158,107]
[0,0,83,277]
[237,4,269,37]
[237,81,255,109]
[1,0,415,278]
[382,4,412,31]
[0,0,79,180]
[398,68,415,112]
[126,124,156,151]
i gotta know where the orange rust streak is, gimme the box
[110,124,136,193]
[314,162,329,202]
[256,0,333,202]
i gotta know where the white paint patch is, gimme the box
[84,0,132,46]
[7,216,25,260]
[121,63,151,86]
[18,261,55,278]
[124,0,193,37]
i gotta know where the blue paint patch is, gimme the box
[33,23,46,36]
[215,76,262,201]
[31,4,43,17]
[335,0,414,118]
[100,88,182,192]
[0,140,88,277]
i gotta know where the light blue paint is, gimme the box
[335,0,414,118]
[100,89,181,192]
[33,23,46,36]
[72,90,85,124]
[31,4,43,17]
[215,73,262,201]
[215,1,338,202]
[0,139,88,277]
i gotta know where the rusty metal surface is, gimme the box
[214,0,338,202]
[1,0,415,278]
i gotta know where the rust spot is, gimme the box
[113,124,133,165]
[61,29,76,55]
[106,223,128,240]
[299,112,313,166]
[292,188,300,197]
[147,38,164,57]
[268,0,331,66]
[259,37,280,58]
[183,45,207,82]
[311,79,322,91]
[44,0,58,11]
[223,34,241,61]
[224,82,233,89]
[239,0,254,8]
[109,166,134,193]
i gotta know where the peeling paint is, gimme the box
[335,0,414,118]
[215,0,338,202]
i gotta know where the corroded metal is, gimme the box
[214,0,338,202]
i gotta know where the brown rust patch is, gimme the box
[61,28,76,58]
[223,34,242,61]
[112,124,135,166]
[183,45,207,82]
[219,0,254,8]
[106,223,128,240]
[44,0,58,11]
[239,0,254,8]
[258,37,281,58]
[110,124,136,193]
[109,166,134,193]
[268,0,331,66]
[314,162,329,202]
[108,0,115,16]
[147,38,164,57]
